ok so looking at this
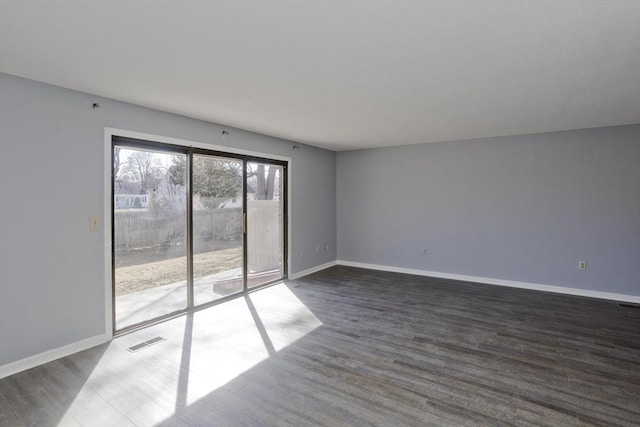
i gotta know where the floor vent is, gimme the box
[618,303,640,309]
[127,336,166,353]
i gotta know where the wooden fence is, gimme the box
[114,202,281,272]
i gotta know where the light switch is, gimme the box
[90,216,100,231]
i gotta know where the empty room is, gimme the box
[0,1,638,426]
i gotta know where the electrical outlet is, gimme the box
[578,261,586,270]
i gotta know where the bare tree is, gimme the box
[248,164,278,200]
[121,151,165,194]
[113,147,124,191]
[113,147,121,178]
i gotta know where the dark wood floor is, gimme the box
[1,266,639,426]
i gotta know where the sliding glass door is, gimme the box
[112,137,287,333]
[192,155,244,305]
[246,162,285,288]
[113,147,188,330]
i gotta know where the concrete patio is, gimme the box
[115,268,281,330]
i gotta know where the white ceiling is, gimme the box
[0,1,638,151]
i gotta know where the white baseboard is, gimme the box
[337,260,640,303]
[4,260,632,379]
[289,261,337,280]
[0,334,109,379]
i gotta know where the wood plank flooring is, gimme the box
[1,265,638,426]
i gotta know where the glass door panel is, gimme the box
[112,138,287,334]
[192,155,244,305]
[246,162,284,288]
[113,147,187,330]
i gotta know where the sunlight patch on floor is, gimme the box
[183,282,322,406]
[58,282,321,425]
[249,282,323,352]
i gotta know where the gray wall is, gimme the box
[2,70,638,369]
[337,125,640,296]
[0,73,336,366]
